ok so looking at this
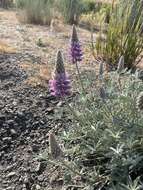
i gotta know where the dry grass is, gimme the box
[21,62,52,87]
[0,41,16,53]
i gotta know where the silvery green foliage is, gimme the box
[61,71,143,189]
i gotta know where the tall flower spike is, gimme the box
[136,92,143,111]
[54,51,65,75]
[49,51,71,97]
[99,86,107,103]
[49,133,63,160]
[117,55,125,74]
[70,25,83,64]
[71,24,79,42]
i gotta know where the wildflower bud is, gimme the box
[117,56,125,74]
[54,51,65,74]
[49,133,63,160]
[71,24,79,42]
[99,86,107,102]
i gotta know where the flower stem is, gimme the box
[63,97,85,127]
[75,61,85,95]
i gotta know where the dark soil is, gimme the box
[0,53,69,190]
[0,9,96,190]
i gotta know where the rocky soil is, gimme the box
[0,52,72,190]
[0,10,82,190]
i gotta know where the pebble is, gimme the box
[38,175,44,182]
[2,137,12,143]
[36,184,41,190]
[6,165,14,172]
[10,129,17,136]
[31,144,39,152]
[7,172,16,178]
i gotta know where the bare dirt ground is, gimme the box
[0,9,95,83]
[0,9,96,190]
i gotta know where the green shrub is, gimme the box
[94,0,143,69]
[82,0,96,13]
[57,0,98,24]
[0,0,13,8]
[16,0,54,25]
[47,69,143,189]
[57,0,84,24]
[15,0,26,8]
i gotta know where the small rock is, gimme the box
[36,184,41,190]
[6,165,14,171]
[7,172,16,178]
[10,129,17,136]
[38,175,44,182]
[6,120,14,125]
[0,114,5,120]
[6,187,14,190]
[46,107,54,113]
[2,137,12,143]
[12,100,18,106]
[23,176,29,184]
[56,101,63,107]
[31,145,39,152]
[34,162,47,174]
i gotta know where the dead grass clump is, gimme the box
[21,62,52,87]
[0,41,16,54]
[16,0,54,25]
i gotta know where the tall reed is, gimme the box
[95,0,143,69]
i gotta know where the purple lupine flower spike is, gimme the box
[70,25,83,64]
[49,51,71,97]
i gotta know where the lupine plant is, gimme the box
[49,51,71,97]
[70,25,85,94]
[46,23,143,190]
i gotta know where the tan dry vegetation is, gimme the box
[0,40,16,53]
[21,62,52,87]
[50,19,66,33]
